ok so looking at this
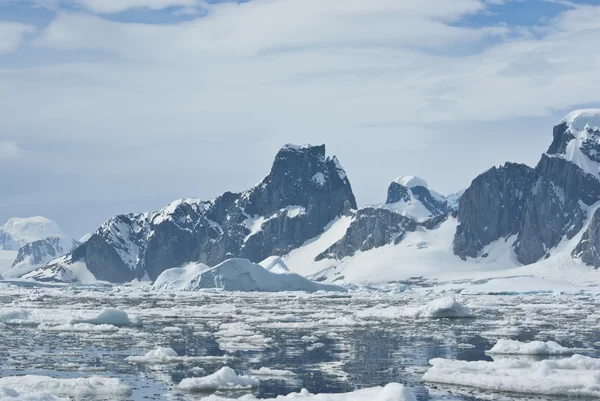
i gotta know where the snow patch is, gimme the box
[393,176,428,189]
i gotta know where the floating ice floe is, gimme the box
[153,258,346,293]
[402,297,474,318]
[70,308,141,327]
[0,386,68,401]
[125,347,179,364]
[250,367,297,377]
[178,367,260,392]
[0,309,30,323]
[488,339,575,355]
[200,383,416,400]
[423,354,600,397]
[0,375,131,399]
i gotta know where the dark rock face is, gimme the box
[454,163,539,260]
[454,116,600,266]
[386,182,411,204]
[12,237,77,268]
[572,208,600,268]
[316,208,418,260]
[515,176,586,264]
[39,145,357,283]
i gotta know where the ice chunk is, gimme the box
[423,354,600,397]
[0,387,68,400]
[250,367,296,377]
[178,367,260,392]
[153,258,346,293]
[70,308,141,327]
[0,309,30,323]
[488,339,574,355]
[125,347,179,364]
[200,382,416,400]
[0,375,131,399]
[402,297,474,318]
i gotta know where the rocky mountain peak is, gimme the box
[33,144,358,283]
[385,176,448,220]
[546,109,600,180]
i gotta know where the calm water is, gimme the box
[1,285,599,400]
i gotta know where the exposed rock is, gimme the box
[453,163,538,260]
[572,208,600,268]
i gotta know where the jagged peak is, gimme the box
[560,109,600,132]
[392,176,428,189]
[281,143,323,152]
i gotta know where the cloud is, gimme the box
[0,21,36,54]
[1,0,599,233]
[72,0,200,14]
[0,140,22,161]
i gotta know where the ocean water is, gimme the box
[0,283,599,400]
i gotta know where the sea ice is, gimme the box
[402,297,474,318]
[70,308,141,327]
[423,354,600,397]
[199,382,416,400]
[488,339,575,355]
[178,367,260,392]
[0,375,131,398]
[125,347,179,364]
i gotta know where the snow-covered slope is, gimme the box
[152,258,346,292]
[0,217,65,250]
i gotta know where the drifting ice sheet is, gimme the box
[402,297,474,318]
[70,308,141,327]
[488,339,574,355]
[423,354,600,397]
[0,375,131,399]
[178,367,260,392]
[200,383,416,400]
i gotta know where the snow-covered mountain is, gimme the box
[22,109,600,285]
[0,217,64,251]
[384,176,452,220]
[291,108,600,284]
[29,144,356,283]
[0,217,78,278]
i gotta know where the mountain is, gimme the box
[282,109,600,284]
[8,236,79,278]
[29,144,356,283]
[384,176,450,220]
[455,109,600,266]
[0,217,78,278]
[0,217,65,251]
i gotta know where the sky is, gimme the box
[0,0,599,237]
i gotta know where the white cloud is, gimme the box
[73,0,200,14]
[0,21,35,54]
[0,140,22,161]
[1,0,600,232]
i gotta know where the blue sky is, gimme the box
[0,0,599,237]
